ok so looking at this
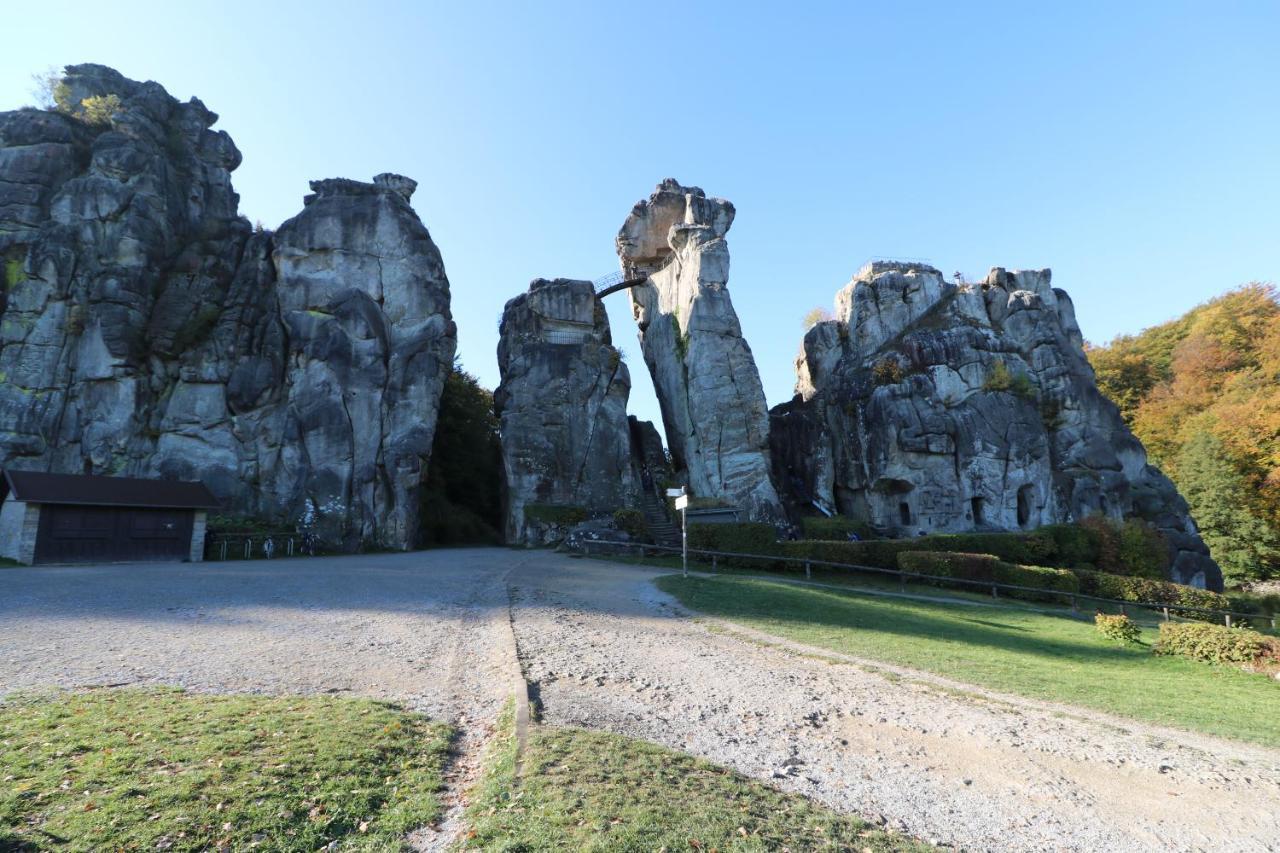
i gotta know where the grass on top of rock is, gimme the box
[656,574,1280,748]
[463,703,926,852]
[0,689,451,851]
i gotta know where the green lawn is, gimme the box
[657,575,1280,748]
[0,689,451,850]
[464,704,926,852]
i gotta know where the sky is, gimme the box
[3,1,1277,428]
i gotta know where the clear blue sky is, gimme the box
[4,2,1277,427]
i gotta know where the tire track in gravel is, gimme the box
[506,551,1280,853]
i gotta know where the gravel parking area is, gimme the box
[4,548,1278,851]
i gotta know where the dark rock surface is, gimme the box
[0,65,454,549]
[771,262,1223,589]
[495,278,638,544]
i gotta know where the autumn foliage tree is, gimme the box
[1087,284,1280,584]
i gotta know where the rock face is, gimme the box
[617,179,782,520]
[495,278,638,544]
[0,65,455,549]
[771,262,1223,589]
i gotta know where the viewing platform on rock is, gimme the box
[592,252,681,298]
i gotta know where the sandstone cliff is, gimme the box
[771,262,1223,589]
[0,65,455,549]
[495,278,638,544]
[616,179,783,521]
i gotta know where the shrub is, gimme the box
[870,357,906,386]
[897,551,1003,582]
[689,523,782,568]
[1153,622,1278,668]
[4,258,24,289]
[982,360,1035,398]
[897,550,1079,602]
[613,508,646,538]
[77,93,122,126]
[800,516,874,541]
[1072,568,1230,619]
[523,504,589,525]
[1041,523,1099,566]
[1095,613,1142,644]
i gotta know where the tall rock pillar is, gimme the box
[496,278,639,544]
[617,179,782,521]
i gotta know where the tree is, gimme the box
[419,360,503,546]
[802,306,833,330]
[1176,431,1280,584]
[77,94,122,126]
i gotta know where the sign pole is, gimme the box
[682,504,688,578]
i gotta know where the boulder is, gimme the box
[616,179,783,521]
[771,261,1224,590]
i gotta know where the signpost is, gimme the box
[668,487,689,577]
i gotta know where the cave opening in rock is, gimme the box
[971,496,985,526]
[1016,484,1033,527]
[898,501,912,526]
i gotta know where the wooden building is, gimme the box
[0,470,219,565]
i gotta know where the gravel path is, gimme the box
[510,552,1280,853]
[4,549,1278,851]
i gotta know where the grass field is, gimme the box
[463,704,926,852]
[656,574,1280,747]
[0,689,451,850]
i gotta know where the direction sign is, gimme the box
[674,495,689,510]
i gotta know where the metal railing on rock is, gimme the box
[579,539,1276,630]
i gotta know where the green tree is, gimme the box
[419,360,503,545]
[1177,431,1280,584]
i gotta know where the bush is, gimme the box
[1153,622,1278,668]
[613,508,647,539]
[870,357,906,386]
[800,517,874,541]
[524,504,589,525]
[1041,523,1099,566]
[1072,568,1230,619]
[1095,613,1142,644]
[1075,515,1169,578]
[76,93,122,126]
[689,523,781,568]
[897,550,1079,602]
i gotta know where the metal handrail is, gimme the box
[579,539,1276,630]
[205,531,313,561]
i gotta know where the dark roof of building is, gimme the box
[1,470,221,510]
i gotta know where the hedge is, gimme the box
[1071,568,1230,619]
[896,550,1079,603]
[1153,622,1279,669]
[800,517,874,541]
[688,523,782,568]
[784,534,1059,572]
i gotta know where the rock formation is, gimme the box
[771,261,1223,589]
[617,179,783,520]
[495,278,639,544]
[0,65,455,549]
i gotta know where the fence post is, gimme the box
[244,539,250,560]
[991,585,998,599]
[804,561,811,580]
[1120,603,1126,617]
[1070,595,1078,614]
[1225,613,1232,628]
[1162,606,1169,622]
[288,538,295,557]
[900,572,906,593]
[220,540,227,560]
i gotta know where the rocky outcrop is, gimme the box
[771,261,1223,590]
[616,179,782,520]
[495,278,638,544]
[0,65,455,549]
